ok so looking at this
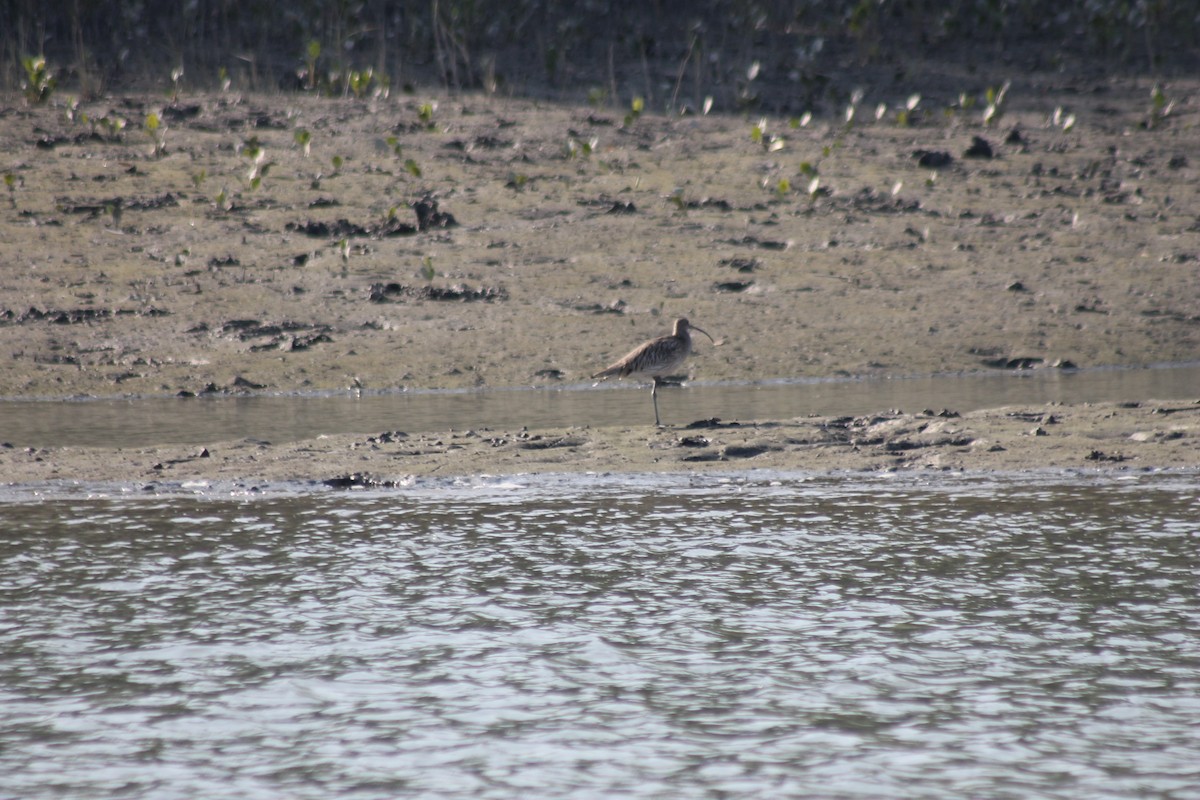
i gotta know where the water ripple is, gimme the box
[2,473,1198,798]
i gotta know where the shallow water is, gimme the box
[3,472,1199,799]
[1,362,1198,449]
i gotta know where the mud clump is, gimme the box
[367,283,507,303]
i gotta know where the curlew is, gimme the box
[592,318,715,426]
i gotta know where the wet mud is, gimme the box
[1,68,1198,481]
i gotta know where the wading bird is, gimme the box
[592,318,715,426]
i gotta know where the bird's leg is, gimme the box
[651,377,662,426]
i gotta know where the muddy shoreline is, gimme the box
[2,71,1199,485]
[4,398,1198,493]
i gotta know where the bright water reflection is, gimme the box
[2,473,1199,799]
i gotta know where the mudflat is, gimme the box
[1,68,1198,486]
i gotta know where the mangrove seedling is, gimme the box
[169,66,184,102]
[294,128,312,157]
[104,200,123,230]
[1147,85,1173,129]
[347,68,375,98]
[303,40,321,91]
[418,102,437,129]
[624,96,645,127]
[4,173,17,208]
[566,137,597,159]
[983,81,1011,127]
[144,112,166,157]
[403,159,422,177]
[100,115,126,140]
[239,138,273,190]
[21,56,56,104]
[1052,107,1076,132]
[896,93,921,126]
[751,118,785,152]
[751,117,767,144]
[420,256,435,281]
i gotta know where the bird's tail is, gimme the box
[591,364,622,380]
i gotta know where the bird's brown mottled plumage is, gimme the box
[592,318,714,426]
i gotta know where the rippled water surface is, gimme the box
[3,473,1199,799]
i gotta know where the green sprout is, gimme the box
[331,154,344,174]
[21,56,56,104]
[403,158,422,177]
[418,102,437,129]
[347,68,374,98]
[191,169,207,190]
[1147,85,1173,128]
[896,93,920,126]
[789,111,812,129]
[624,96,645,127]
[751,117,784,151]
[294,128,312,157]
[218,67,232,92]
[100,115,126,139]
[144,112,166,157]
[239,137,273,190]
[304,40,321,91]
[983,81,1011,127]
[751,117,767,144]
[385,136,402,157]
[420,256,435,281]
[4,173,18,208]
[566,136,597,159]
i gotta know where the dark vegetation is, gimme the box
[3,1,1197,108]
